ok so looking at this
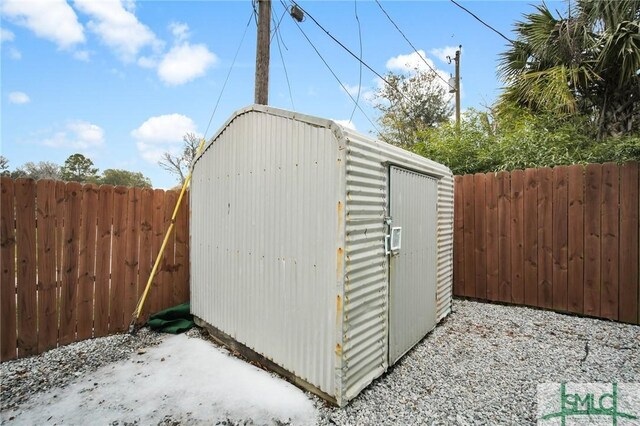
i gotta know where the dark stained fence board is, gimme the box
[523,169,538,306]
[15,179,38,357]
[552,166,569,312]
[76,184,98,341]
[537,168,553,309]
[36,180,59,353]
[124,188,141,326]
[1,177,17,361]
[473,174,487,300]
[110,186,129,333]
[138,188,154,323]
[485,173,499,301]
[59,182,82,346]
[150,189,165,316]
[497,171,511,303]
[462,175,476,298]
[584,164,602,317]
[94,185,113,337]
[600,163,619,320]
[162,190,178,310]
[619,162,639,324]
[174,191,189,304]
[510,170,524,304]
[453,176,464,297]
[567,165,585,314]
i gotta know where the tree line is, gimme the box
[373,0,639,175]
[0,153,152,188]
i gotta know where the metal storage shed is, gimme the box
[190,104,454,406]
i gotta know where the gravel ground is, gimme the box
[1,300,639,425]
[1,328,162,412]
[317,299,640,425]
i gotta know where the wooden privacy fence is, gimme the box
[453,161,639,324]
[0,177,190,361]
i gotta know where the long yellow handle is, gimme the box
[129,138,206,329]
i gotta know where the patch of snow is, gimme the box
[2,334,317,425]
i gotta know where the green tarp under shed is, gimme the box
[147,303,194,334]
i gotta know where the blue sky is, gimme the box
[1,0,560,188]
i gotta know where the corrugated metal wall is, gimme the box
[191,110,343,396]
[342,128,454,401]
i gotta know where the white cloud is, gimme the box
[73,50,90,61]
[430,46,459,64]
[73,0,160,62]
[333,119,357,131]
[42,120,105,149]
[8,47,21,60]
[386,50,453,93]
[137,56,157,69]
[340,83,361,97]
[2,0,85,49]
[131,114,198,163]
[8,91,30,104]
[0,28,15,42]
[169,22,190,43]
[157,43,216,85]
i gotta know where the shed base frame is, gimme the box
[193,316,340,407]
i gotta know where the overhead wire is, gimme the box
[288,0,411,104]
[449,0,515,45]
[374,0,456,92]
[284,0,383,137]
[350,0,363,122]
[273,3,295,110]
[203,10,255,141]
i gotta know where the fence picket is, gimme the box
[567,165,584,314]
[619,162,638,324]
[537,168,553,309]
[15,179,38,357]
[510,170,524,304]
[138,188,154,323]
[600,163,619,320]
[498,171,511,303]
[77,184,98,340]
[552,166,569,312]
[59,182,82,346]
[110,186,128,332]
[124,188,141,325]
[463,175,475,297]
[1,177,17,361]
[174,191,189,304]
[36,180,58,352]
[150,189,165,316]
[94,185,113,336]
[524,169,538,306]
[485,173,499,300]
[473,174,487,300]
[584,164,602,317]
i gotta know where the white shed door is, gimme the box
[388,166,438,365]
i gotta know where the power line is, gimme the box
[449,0,515,45]
[374,0,455,91]
[286,2,383,137]
[273,3,295,110]
[203,10,254,141]
[350,0,363,122]
[288,0,409,104]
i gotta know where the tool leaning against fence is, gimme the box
[128,137,207,335]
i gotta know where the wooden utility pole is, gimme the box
[254,0,271,105]
[454,46,461,128]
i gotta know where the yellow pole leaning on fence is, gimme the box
[129,138,207,333]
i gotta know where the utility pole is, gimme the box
[454,45,461,128]
[254,0,271,105]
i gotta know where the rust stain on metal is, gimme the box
[335,343,342,356]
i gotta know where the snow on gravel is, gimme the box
[1,334,317,425]
[1,300,638,425]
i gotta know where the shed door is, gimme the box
[388,166,438,365]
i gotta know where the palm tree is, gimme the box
[498,0,640,138]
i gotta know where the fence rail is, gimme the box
[453,162,639,325]
[0,178,189,361]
